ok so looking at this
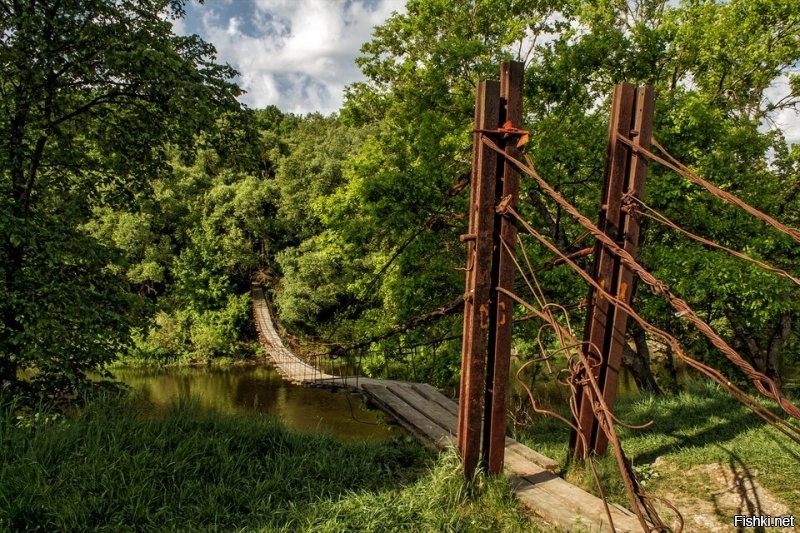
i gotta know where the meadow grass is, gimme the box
[516,380,800,514]
[0,393,536,532]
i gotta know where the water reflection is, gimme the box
[112,366,399,442]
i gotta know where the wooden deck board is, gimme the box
[504,437,559,473]
[252,285,335,383]
[385,383,457,434]
[410,383,460,419]
[511,473,644,532]
[361,383,453,447]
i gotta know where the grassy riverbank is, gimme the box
[518,380,800,526]
[1,394,535,532]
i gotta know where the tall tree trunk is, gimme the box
[621,323,663,396]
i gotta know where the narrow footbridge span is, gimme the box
[251,284,645,532]
[252,284,334,385]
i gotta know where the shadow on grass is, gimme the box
[617,394,767,464]
[517,381,780,465]
[716,445,766,533]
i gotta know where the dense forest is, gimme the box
[2,0,799,406]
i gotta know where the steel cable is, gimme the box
[505,207,800,444]
[619,135,800,244]
[625,195,800,288]
[499,262,673,531]
[481,134,800,422]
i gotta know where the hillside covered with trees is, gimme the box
[2,0,799,403]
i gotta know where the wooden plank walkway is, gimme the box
[359,382,644,532]
[252,284,335,384]
[251,285,645,532]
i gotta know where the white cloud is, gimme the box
[763,73,800,146]
[169,13,187,36]
[189,0,406,114]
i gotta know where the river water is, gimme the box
[112,366,399,441]
[111,362,659,444]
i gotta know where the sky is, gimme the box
[172,0,406,115]
[173,1,799,144]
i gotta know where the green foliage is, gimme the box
[127,294,254,366]
[4,0,800,401]
[0,0,241,400]
[274,0,800,388]
[92,135,273,366]
[271,0,567,372]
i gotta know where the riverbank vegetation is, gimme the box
[0,394,534,532]
[3,0,799,406]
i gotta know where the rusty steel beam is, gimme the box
[457,79,500,479]
[591,86,654,454]
[483,61,524,474]
[570,84,656,458]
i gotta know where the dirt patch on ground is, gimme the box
[651,460,795,532]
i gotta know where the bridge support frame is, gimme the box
[570,83,655,458]
[458,61,523,478]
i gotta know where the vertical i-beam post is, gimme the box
[458,62,524,478]
[483,61,523,474]
[570,84,654,458]
[458,79,500,479]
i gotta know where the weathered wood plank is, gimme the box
[411,383,459,420]
[385,384,456,435]
[510,473,644,532]
[504,437,559,473]
[361,383,451,446]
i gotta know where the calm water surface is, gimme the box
[112,366,400,441]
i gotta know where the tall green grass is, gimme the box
[1,393,535,532]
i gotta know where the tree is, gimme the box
[269,0,575,387]
[0,0,240,399]
[279,0,800,391]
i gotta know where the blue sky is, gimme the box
[173,0,406,114]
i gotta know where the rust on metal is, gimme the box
[591,85,654,454]
[570,83,655,458]
[457,78,500,479]
[458,61,524,478]
[484,61,524,474]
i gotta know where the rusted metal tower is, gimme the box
[570,83,655,457]
[457,61,523,477]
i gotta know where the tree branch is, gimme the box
[337,295,464,354]
[48,89,146,129]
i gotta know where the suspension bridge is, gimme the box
[251,61,800,532]
[252,284,646,532]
